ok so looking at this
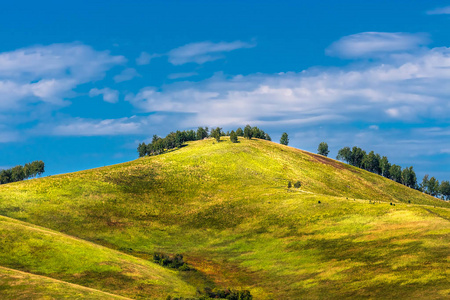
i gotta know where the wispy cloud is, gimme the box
[426,6,450,15]
[0,43,125,111]
[168,72,198,79]
[326,32,429,59]
[135,52,161,65]
[167,40,256,65]
[50,116,145,136]
[89,88,119,103]
[113,68,140,83]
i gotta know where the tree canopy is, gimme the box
[317,142,329,157]
[280,132,289,146]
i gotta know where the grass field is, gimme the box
[0,137,449,299]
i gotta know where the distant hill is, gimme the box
[0,137,448,299]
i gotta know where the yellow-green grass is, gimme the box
[0,137,449,299]
[0,215,196,299]
[0,266,131,299]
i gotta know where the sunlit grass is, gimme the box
[0,137,448,299]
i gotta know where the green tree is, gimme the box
[440,180,450,200]
[230,130,238,143]
[362,151,380,173]
[197,127,208,140]
[336,147,352,163]
[265,133,272,141]
[211,127,222,142]
[236,127,244,136]
[243,125,252,139]
[350,146,366,168]
[280,132,289,146]
[390,164,402,183]
[420,174,430,193]
[379,156,391,178]
[401,166,417,189]
[137,142,147,157]
[317,142,329,157]
[427,176,440,196]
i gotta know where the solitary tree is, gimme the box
[317,142,329,157]
[230,130,238,143]
[280,132,289,146]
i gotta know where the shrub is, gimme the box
[294,181,301,188]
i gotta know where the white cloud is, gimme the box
[168,40,256,65]
[113,68,140,83]
[168,72,198,79]
[89,88,119,103]
[326,32,429,58]
[427,6,450,15]
[126,46,450,128]
[50,116,145,136]
[136,52,161,65]
[0,43,126,111]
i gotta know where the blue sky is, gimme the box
[0,0,449,182]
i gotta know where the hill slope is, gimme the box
[0,138,449,299]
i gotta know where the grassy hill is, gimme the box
[0,137,449,299]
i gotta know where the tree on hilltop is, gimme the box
[243,125,252,139]
[317,142,329,157]
[389,164,402,183]
[236,127,244,137]
[336,147,352,163]
[440,180,450,200]
[211,127,222,142]
[280,132,289,146]
[230,130,238,143]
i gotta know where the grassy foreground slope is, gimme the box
[0,138,449,299]
[0,266,131,300]
[0,215,197,299]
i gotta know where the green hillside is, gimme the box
[0,137,449,299]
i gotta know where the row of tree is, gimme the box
[0,160,45,184]
[137,125,272,157]
[336,146,449,200]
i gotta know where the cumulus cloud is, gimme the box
[126,46,450,128]
[426,6,450,15]
[326,32,429,58]
[113,68,140,83]
[89,88,119,103]
[0,43,125,110]
[168,40,256,65]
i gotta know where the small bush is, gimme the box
[153,252,191,271]
[294,181,301,188]
[318,201,321,204]
[287,181,292,188]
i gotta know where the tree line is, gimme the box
[335,146,450,200]
[0,160,45,184]
[137,125,271,157]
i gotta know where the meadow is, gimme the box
[0,138,448,299]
